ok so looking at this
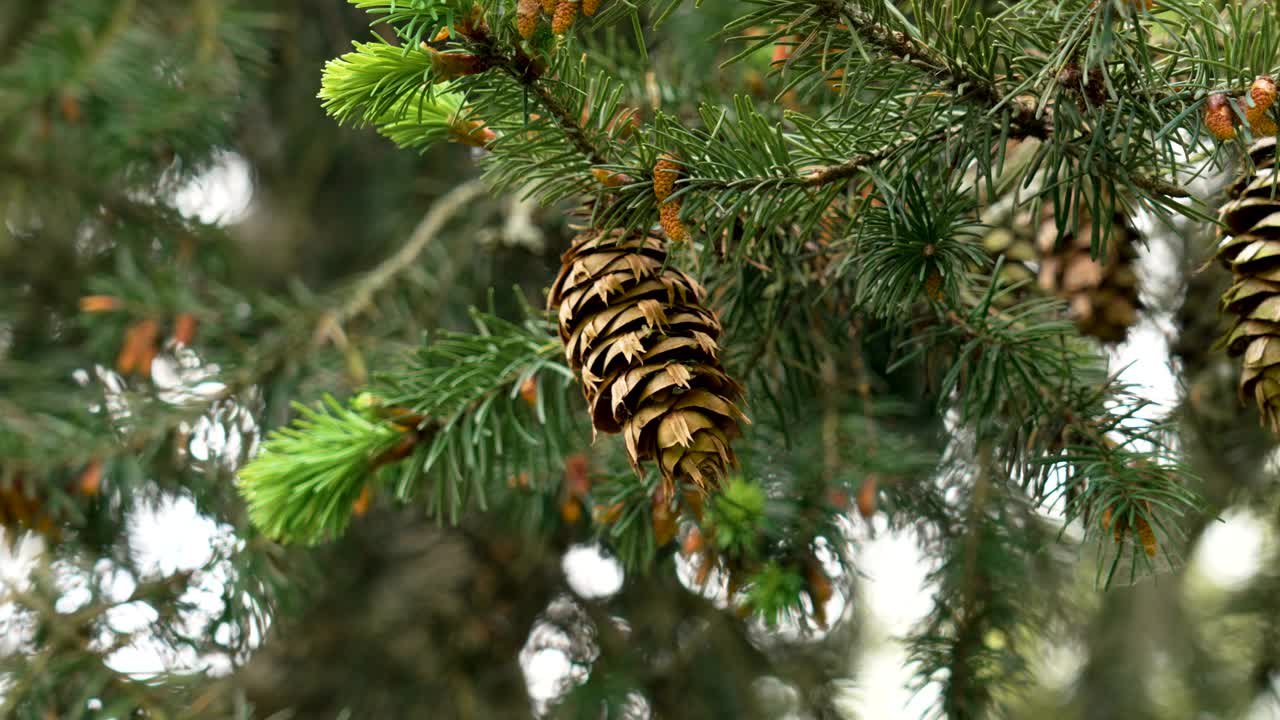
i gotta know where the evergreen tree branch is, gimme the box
[818,0,1026,124]
[736,0,1191,199]
[800,128,948,187]
[495,41,610,166]
[237,308,586,540]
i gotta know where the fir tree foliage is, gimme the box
[238,307,584,540]
[291,0,1224,597]
[237,395,405,544]
[12,0,1280,717]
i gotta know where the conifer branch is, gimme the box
[445,19,610,166]
[790,0,1188,198]
[822,0,1019,119]
[815,0,1042,130]
[500,45,610,166]
[237,308,585,541]
[800,128,948,187]
[926,296,1196,574]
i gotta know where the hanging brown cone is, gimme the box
[540,0,556,14]
[552,0,577,35]
[517,0,540,39]
[547,228,747,495]
[582,0,601,16]
[1217,136,1280,430]
[1035,203,1142,343]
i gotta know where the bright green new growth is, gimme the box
[319,39,483,151]
[237,396,403,545]
[236,308,585,541]
[319,40,436,126]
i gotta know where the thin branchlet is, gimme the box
[788,0,1187,197]
[462,22,609,165]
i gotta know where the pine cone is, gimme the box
[1217,136,1280,430]
[548,229,747,493]
[1035,204,1142,343]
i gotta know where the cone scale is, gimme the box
[548,229,747,494]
